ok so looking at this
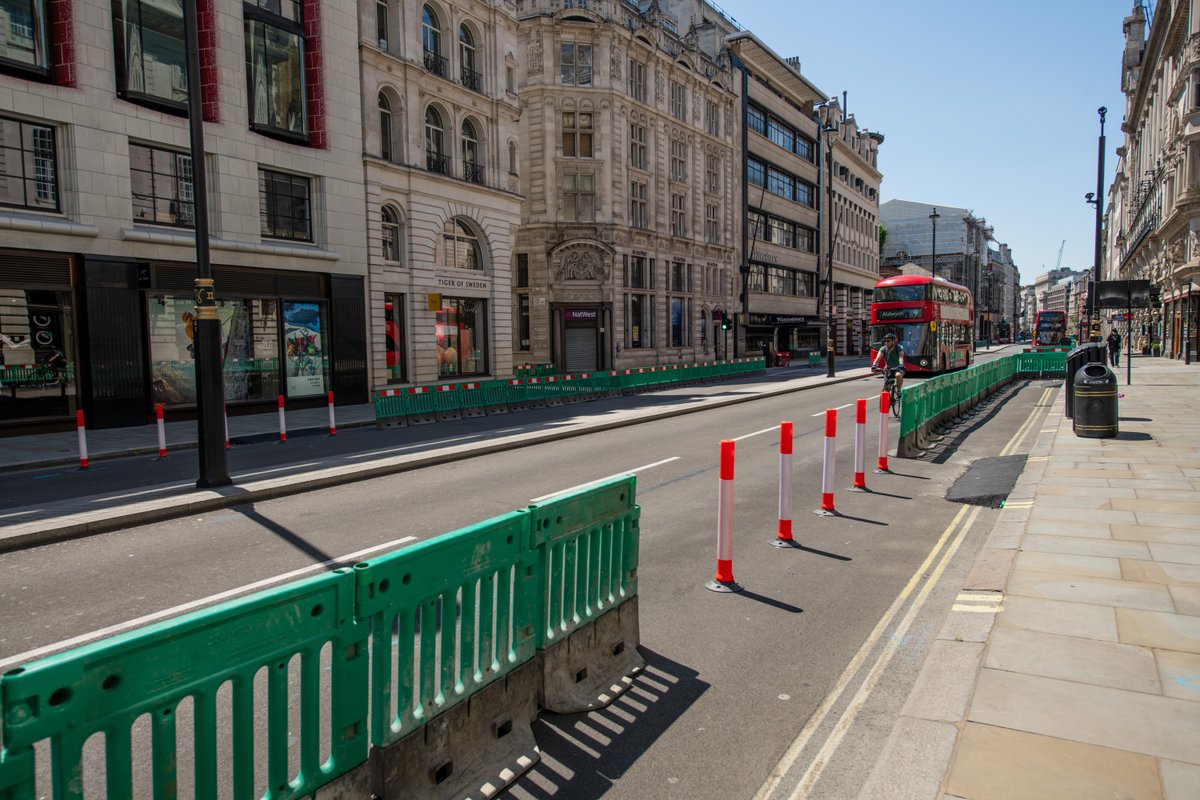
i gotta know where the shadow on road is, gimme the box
[507,648,708,799]
[232,504,338,566]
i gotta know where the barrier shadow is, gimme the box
[927,381,1027,465]
[508,648,709,799]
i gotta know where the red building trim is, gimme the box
[303,0,326,149]
[49,0,74,87]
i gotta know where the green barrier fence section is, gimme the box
[0,479,642,798]
[0,570,368,800]
[353,510,537,749]
[528,476,640,649]
[373,358,767,424]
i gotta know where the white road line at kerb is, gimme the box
[529,457,679,504]
[0,536,419,672]
[810,401,860,417]
[344,434,480,460]
[731,425,780,442]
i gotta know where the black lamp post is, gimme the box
[822,108,838,378]
[929,208,940,279]
[183,0,230,488]
[1091,107,1107,323]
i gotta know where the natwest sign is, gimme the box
[563,309,598,321]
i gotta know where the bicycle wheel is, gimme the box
[891,389,901,419]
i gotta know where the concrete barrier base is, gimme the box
[369,659,541,800]
[540,597,644,714]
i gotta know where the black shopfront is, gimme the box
[0,248,367,433]
[746,313,822,355]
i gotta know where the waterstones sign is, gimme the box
[436,277,491,291]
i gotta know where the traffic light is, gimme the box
[721,319,731,331]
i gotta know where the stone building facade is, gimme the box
[361,0,523,386]
[511,0,739,371]
[0,0,368,432]
[1105,1,1199,359]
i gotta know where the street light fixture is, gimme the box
[929,208,940,279]
[820,104,839,378]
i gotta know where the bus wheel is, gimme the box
[941,356,947,373]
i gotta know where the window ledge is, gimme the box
[0,211,99,238]
[121,227,339,261]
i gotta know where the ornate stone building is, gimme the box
[361,0,523,386]
[1106,1,1199,359]
[512,0,739,371]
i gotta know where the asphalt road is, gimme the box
[0,347,1051,799]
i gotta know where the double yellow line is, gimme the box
[754,503,983,800]
[999,386,1054,457]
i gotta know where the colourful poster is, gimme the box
[283,301,325,397]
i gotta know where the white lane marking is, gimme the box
[343,434,480,460]
[529,457,680,503]
[731,425,780,442]
[810,401,859,417]
[0,536,419,671]
[231,461,323,480]
[89,481,202,502]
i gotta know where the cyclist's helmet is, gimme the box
[884,333,896,341]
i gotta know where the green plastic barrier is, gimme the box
[352,511,536,749]
[376,388,407,423]
[0,570,367,800]
[527,476,640,649]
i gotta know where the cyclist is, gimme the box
[872,332,906,393]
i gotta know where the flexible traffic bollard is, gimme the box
[851,399,867,491]
[76,409,89,470]
[874,391,892,474]
[327,390,337,435]
[773,422,796,547]
[815,409,837,516]
[155,403,167,458]
[706,440,742,592]
[277,395,287,443]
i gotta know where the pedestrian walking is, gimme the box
[1107,329,1121,367]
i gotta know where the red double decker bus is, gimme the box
[869,274,974,374]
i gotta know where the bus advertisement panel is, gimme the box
[869,275,974,374]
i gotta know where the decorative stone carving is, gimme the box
[529,38,543,75]
[611,44,622,80]
[554,245,607,282]
[656,72,665,102]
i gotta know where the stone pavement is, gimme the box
[860,359,1200,800]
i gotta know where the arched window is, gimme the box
[425,107,446,173]
[422,5,445,77]
[378,92,392,161]
[444,218,480,271]
[381,206,401,261]
[461,119,482,184]
[459,25,479,91]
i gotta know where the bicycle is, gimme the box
[875,366,903,419]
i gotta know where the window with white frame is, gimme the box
[562,111,593,158]
[461,118,483,184]
[425,106,447,173]
[459,24,480,92]
[421,4,445,77]
[563,173,595,222]
[670,139,687,182]
[630,181,647,228]
[443,218,480,270]
[630,123,646,170]
[629,59,646,101]
[0,116,56,210]
[705,100,719,136]
[378,92,393,161]
[381,205,401,261]
[670,81,686,121]
[670,193,686,237]
[376,0,388,49]
[561,43,592,85]
[705,153,719,194]
[705,204,719,244]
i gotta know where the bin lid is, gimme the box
[1074,362,1116,385]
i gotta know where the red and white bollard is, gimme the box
[707,440,742,592]
[224,404,230,449]
[155,403,167,458]
[874,391,892,474]
[850,399,867,491]
[327,390,337,436]
[815,409,838,516]
[277,395,287,443]
[76,409,89,469]
[773,422,796,547]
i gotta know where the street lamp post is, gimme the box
[183,0,230,488]
[929,208,940,280]
[823,111,838,378]
[1091,107,1107,326]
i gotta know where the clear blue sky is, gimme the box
[720,0,1135,284]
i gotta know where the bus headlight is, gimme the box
[918,358,929,367]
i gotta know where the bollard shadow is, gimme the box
[851,488,912,500]
[823,512,887,526]
[232,504,339,566]
[733,588,805,613]
[509,648,709,799]
[880,471,929,480]
[795,543,852,562]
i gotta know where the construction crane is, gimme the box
[1055,239,1066,270]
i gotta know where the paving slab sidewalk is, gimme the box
[859,360,1200,800]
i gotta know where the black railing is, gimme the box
[427,152,450,175]
[461,66,482,93]
[424,49,448,78]
[463,161,485,185]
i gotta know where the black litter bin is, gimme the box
[1073,363,1118,438]
[1064,343,1106,418]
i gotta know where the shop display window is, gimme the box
[436,297,485,378]
[0,288,76,422]
[384,293,405,382]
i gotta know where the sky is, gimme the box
[719,0,1137,283]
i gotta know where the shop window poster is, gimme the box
[149,296,248,405]
[283,301,325,397]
